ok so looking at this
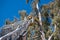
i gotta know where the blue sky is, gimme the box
[0,0,52,27]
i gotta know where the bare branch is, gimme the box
[40,31,46,40]
[48,24,57,40]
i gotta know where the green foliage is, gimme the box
[26,0,60,40]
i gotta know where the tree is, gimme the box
[18,10,28,20]
[1,0,60,40]
[26,0,60,40]
[5,19,12,25]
